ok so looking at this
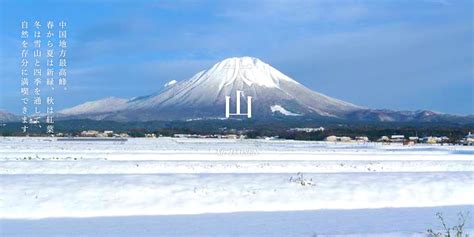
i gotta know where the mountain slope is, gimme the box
[0,110,19,123]
[346,109,474,124]
[59,97,128,116]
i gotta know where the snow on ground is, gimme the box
[2,172,473,218]
[0,137,473,236]
[2,206,473,237]
[2,160,473,174]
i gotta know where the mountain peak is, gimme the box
[219,56,263,66]
[203,56,299,89]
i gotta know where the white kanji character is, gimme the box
[47,21,54,29]
[21,21,28,29]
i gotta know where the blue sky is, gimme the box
[0,0,472,115]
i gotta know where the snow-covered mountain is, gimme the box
[57,57,472,123]
[58,57,362,121]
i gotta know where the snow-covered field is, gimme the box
[0,137,473,236]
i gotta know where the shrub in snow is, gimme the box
[426,211,469,237]
[289,172,315,187]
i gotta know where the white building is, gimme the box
[355,136,369,142]
[408,136,419,141]
[378,136,390,142]
[325,136,353,142]
[461,132,473,145]
[419,136,449,144]
[80,130,100,137]
[325,135,338,142]
[390,135,405,143]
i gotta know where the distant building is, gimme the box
[325,135,338,142]
[80,130,100,137]
[325,136,353,142]
[461,132,473,145]
[378,136,390,142]
[340,136,352,142]
[173,134,243,139]
[117,133,130,138]
[390,135,405,143]
[263,136,279,140]
[222,134,245,139]
[404,137,419,145]
[145,133,157,138]
[80,130,118,138]
[355,136,369,142]
[408,136,419,142]
[419,136,450,144]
